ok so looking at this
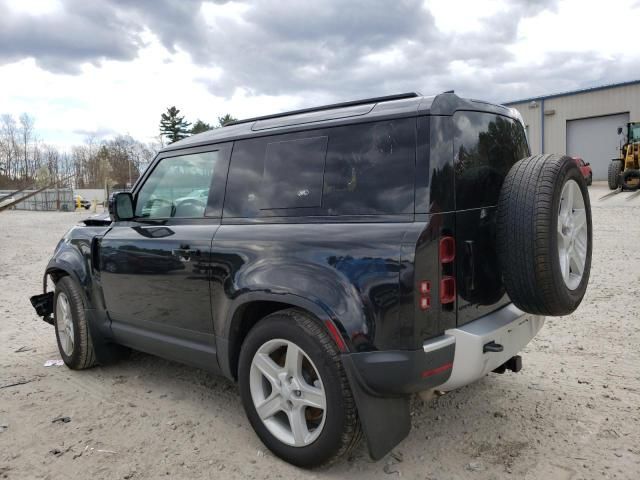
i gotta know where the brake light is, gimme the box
[419,280,431,294]
[439,236,455,263]
[440,276,456,304]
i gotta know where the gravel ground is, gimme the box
[1,182,639,480]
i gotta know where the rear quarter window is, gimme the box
[453,111,529,210]
[223,119,416,218]
[322,119,415,215]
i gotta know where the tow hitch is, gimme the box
[30,292,54,325]
[492,355,522,374]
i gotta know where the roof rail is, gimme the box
[224,92,421,127]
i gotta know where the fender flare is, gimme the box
[216,291,349,380]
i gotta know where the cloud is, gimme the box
[1,0,640,147]
[0,0,144,73]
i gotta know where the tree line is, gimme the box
[159,106,236,144]
[0,106,238,190]
[0,113,159,190]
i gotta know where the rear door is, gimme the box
[99,144,231,369]
[453,111,529,325]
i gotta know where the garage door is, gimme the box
[566,113,629,181]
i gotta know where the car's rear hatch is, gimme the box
[452,110,529,326]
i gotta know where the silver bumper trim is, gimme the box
[436,304,545,391]
[422,334,455,353]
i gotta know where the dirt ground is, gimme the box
[1,182,639,480]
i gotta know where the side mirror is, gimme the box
[617,127,623,135]
[109,192,134,221]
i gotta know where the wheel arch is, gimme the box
[220,293,349,381]
[44,250,122,363]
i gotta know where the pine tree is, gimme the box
[159,106,191,144]
[217,114,237,127]
[190,119,213,134]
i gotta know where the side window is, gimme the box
[453,112,529,210]
[223,119,416,218]
[223,138,264,218]
[263,136,327,209]
[323,119,415,215]
[135,151,219,219]
[223,134,327,217]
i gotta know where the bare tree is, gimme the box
[19,113,35,180]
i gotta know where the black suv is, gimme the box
[31,92,592,467]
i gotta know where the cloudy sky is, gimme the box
[1,0,639,149]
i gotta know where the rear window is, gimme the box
[453,112,529,210]
[223,119,416,218]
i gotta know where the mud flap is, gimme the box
[85,308,130,365]
[342,355,411,460]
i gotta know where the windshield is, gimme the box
[629,123,640,143]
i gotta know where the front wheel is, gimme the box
[54,276,97,369]
[586,173,592,186]
[238,309,361,468]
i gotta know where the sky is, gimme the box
[1,0,639,149]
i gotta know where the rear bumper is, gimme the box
[436,303,544,391]
[342,303,544,396]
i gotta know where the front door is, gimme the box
[98,144,231,370]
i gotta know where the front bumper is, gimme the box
[434,303,545,391]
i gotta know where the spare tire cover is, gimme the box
[497,154,592,316]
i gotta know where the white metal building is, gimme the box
[504,80,640,180]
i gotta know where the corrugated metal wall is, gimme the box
[566,113,629,180]
[507,82,640,162]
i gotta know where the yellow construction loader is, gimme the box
[608,122,640,190]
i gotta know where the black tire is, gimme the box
[621,169,640,191]
[53,276,97,369]
[238,309,361,468]
[497,154,592,316]
[608,160,622,189]
[586,173,592,186]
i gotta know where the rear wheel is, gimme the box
[238,309,360,468]
[608,160,622,189]
[54,276,97,369]
[497,154,592,316]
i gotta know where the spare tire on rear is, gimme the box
[497,154,592,316]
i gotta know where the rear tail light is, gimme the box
[418,280,431,310]
[440,276,456,304]
[439,236,455,263]
[419,296,431,310]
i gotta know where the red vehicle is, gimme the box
[573,157,593,186]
